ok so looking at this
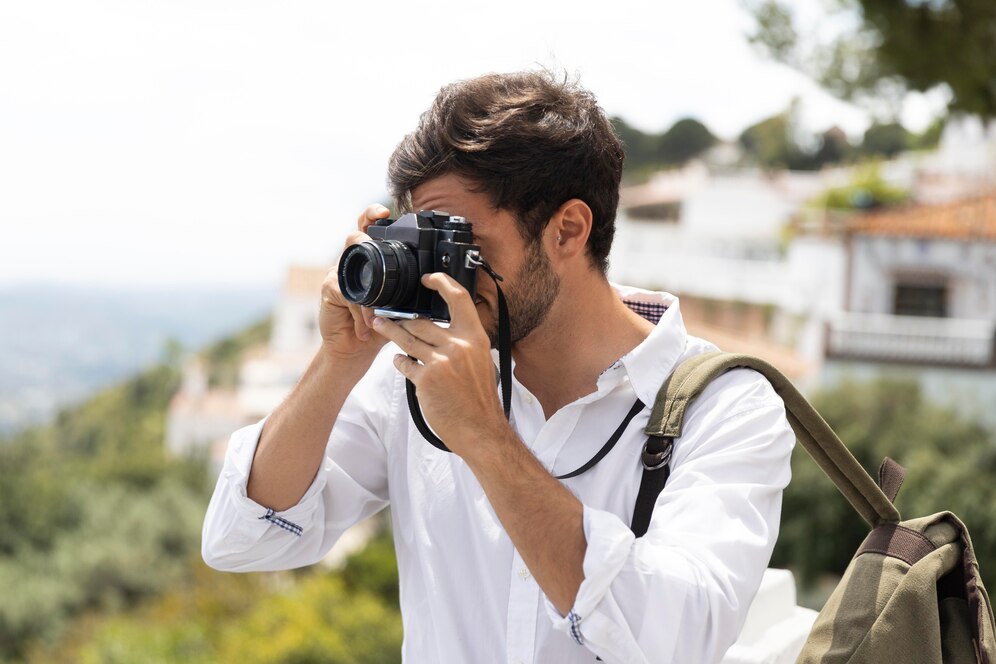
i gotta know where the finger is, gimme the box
[357,204,391,233]
[348,303,371,341]
[420,273,478,327]
[393,354,423,383]
[361,306,377,330]
[398,318,448,346]
[372,316,434,360]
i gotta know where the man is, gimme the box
[203,70,795,663]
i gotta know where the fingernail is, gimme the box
[372,317,383,328]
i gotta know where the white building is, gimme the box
[165,265,327,469]
[824,194,996,425]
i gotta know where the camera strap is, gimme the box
[406,259,511,453]
[406,259,648,482]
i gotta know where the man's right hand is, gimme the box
[319,204,393,362]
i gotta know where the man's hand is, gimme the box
[371,271,508,456]
[319,204,392,363]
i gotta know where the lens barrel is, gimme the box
[338,240,418,308]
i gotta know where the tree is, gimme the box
[861,122,911,157]
[814,126,852,166]
[812,162,908,210]
[772,378,996,587]
[610,116,660,174]
[746,0,996,119]
[612,116,719,177]
[738,103,825,170]
[657,118,717,165]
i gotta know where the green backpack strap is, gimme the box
[631,351,900,537]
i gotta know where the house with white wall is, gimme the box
[165,265,327,468]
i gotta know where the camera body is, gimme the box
[337,210,480,322]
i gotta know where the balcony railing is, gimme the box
[827,313,996,366]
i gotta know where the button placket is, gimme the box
[505,548,539,664]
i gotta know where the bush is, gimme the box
[772,378,996,586]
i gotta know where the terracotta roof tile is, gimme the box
[851,193,996,240]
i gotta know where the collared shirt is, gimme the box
[202,287,795,664]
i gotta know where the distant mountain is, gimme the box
[0,282,278,434]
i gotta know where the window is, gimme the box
[894,282,947,317]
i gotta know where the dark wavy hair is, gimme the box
[387,70,625,274]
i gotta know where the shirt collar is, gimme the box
[605,283,687,408]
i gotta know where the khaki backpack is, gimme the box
[634,352,996,664]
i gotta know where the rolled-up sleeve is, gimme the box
[546,370,796,664]
[202,349,401,572]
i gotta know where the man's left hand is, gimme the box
[371,272,508,456]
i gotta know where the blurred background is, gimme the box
[0,0,993,661]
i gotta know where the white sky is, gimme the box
[0,0,946,289]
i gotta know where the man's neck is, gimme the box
[511,278,656,419]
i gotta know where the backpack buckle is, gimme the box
[642,436,673,470]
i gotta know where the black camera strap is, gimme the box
[406,260,647,482]
[406,259,511,453]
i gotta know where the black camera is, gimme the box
[337,210,481,322]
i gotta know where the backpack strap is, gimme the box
[631,351,901,537]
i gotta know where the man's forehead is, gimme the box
[411,174,488,214]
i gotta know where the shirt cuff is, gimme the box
[219,417,327,534]
[545,505,635,640]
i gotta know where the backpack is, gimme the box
[633,351,996,664]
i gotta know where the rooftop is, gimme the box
[850,193,996,241]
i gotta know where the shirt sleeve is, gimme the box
[545,369,796,664]
[201,347,402,572]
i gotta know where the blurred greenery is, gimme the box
[747,0,996,119]
[810,162,909,211]
[612,116,717,179]
[0,316,406,663]
[614,103,943,181]
[737,102,944,172]
[3,308,994,661]
[772,377,996,586]
[203,316,272,389]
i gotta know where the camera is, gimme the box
[337,210,481,322]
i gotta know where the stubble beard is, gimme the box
[485,241,561,348]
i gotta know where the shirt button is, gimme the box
[524,394,534,405]
[518,567,531,580]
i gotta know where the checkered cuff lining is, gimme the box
[259,508,303,537]
[567,609,584,646]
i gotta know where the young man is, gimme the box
[203,71,794,664]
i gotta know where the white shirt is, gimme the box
[202,287,795,664]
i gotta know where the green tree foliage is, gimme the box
[860,122,912,157]
[739,109,802,170]
[0,318,265,660]
[772,378,996,585]
[69,570,402,664]
[747,0,996,119]
[26,524,404,664]
[203,316,272,389]
[612,116,718,178]
[811,162,909,210]
[656,118,717,166]
[340,527,401,609]
[814,127,853,166]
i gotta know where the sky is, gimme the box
[0,0,947,289]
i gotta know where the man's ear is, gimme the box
[548,199,592,260]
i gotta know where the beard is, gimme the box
[485,240,561,348]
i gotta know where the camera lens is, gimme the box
[338,240,418,307]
